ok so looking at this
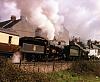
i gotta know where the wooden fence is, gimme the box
[14,61,72,73]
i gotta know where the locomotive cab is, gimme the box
[19,36,48,62]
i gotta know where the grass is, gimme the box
[46,70,100,82]
[47,60,100,82]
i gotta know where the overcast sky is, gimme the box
[0,0,100,41]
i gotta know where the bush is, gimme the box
[71,60,100,76]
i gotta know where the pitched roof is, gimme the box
[0,28,19,36]
[0,19,21,29]
[0,18,21,36]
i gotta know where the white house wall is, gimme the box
[11,36,19,45]
[88,49,98,57]
[0,32,19,45]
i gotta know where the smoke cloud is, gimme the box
[0,0,100,40]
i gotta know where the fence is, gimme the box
[14,61,72,73]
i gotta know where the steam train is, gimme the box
[19,36,89,62]
[0,36,89,62]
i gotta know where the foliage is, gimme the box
[71,60,100,76]
[0,56,48,82]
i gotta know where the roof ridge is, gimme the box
[0,28,19,36]
[0,19,21,29]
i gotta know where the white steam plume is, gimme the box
[16,0,64,40]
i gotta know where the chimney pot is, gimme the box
[11,15,16,21]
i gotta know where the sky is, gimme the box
[0,0,100,41]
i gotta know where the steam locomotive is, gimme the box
[19,36,89,62]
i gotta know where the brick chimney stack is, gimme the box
[11,15,16,21]
[35,28,42,37]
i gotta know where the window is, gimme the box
[22,43,44,53]
[8,36,12,44]
[70,46,79,56]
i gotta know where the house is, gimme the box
[0,16,21,52]
[87,44,100,58]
